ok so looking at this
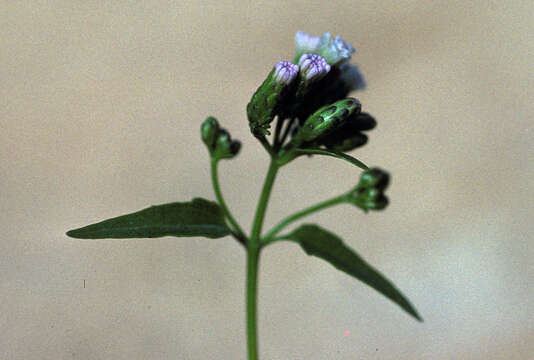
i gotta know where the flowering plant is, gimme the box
[67,31,421,359]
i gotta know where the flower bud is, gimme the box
[348,168,390,212]
[292,97,361,144]
[201,116,220,151]
[358,167,389,191]
[247,61,299,136]
[273,61,300,85]
[298,54,331,83]
[214,129,241,160]
[356,189,389,211]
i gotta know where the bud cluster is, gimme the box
[246,31,371,154]
[347,168,390,211]
[201,117,241,160]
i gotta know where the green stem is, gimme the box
[246,246,260,360]
[256,135,273,156]
[273,118,284,150]
[279,118,295,148]
[262,193,348,245]
[250,159,279,242]
[292,148,368,170]
[210,158,247,245]
[247,158,279,360]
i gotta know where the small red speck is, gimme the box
[345,330,350,336]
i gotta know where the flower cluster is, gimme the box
[247,31,371,155]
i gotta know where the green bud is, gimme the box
[357,168,389,191]
[247,61,299,136]
[356,191,389,211]
[293,98,361,144]
[348,168,390,211]
[201,116,220,151]
[214,129,241,160]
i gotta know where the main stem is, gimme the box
[247,158,279,360]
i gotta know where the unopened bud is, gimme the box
[273,61,299,85]
[357,168,389,191]
[201,116,220,151]
[298,54,331,83]
[356,189,389,211]
[214,129,241,160]
[247,61,299,136]
[293,98,361,143]
[348,168,390,212]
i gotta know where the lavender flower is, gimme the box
[317,33,355,66]
[273,61,299,85]
[295,31,321,58]
[298,54,331,82]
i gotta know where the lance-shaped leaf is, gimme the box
[66,198,231,239]
[284,224,422,321]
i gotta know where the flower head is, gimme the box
[298,54,331,82]
[273,61,299,85]
[317,33,355,66]
[295,31,321,58]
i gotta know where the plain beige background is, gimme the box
[1,1,533,359]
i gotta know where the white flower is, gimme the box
[317,33,355,66]
[295,31,321,58]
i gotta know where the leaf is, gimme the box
[295,148,368,170]
[66,198,231,239]
[284,224,422,321]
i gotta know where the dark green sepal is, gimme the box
[284,224,422,321]
[66,198,232,239]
